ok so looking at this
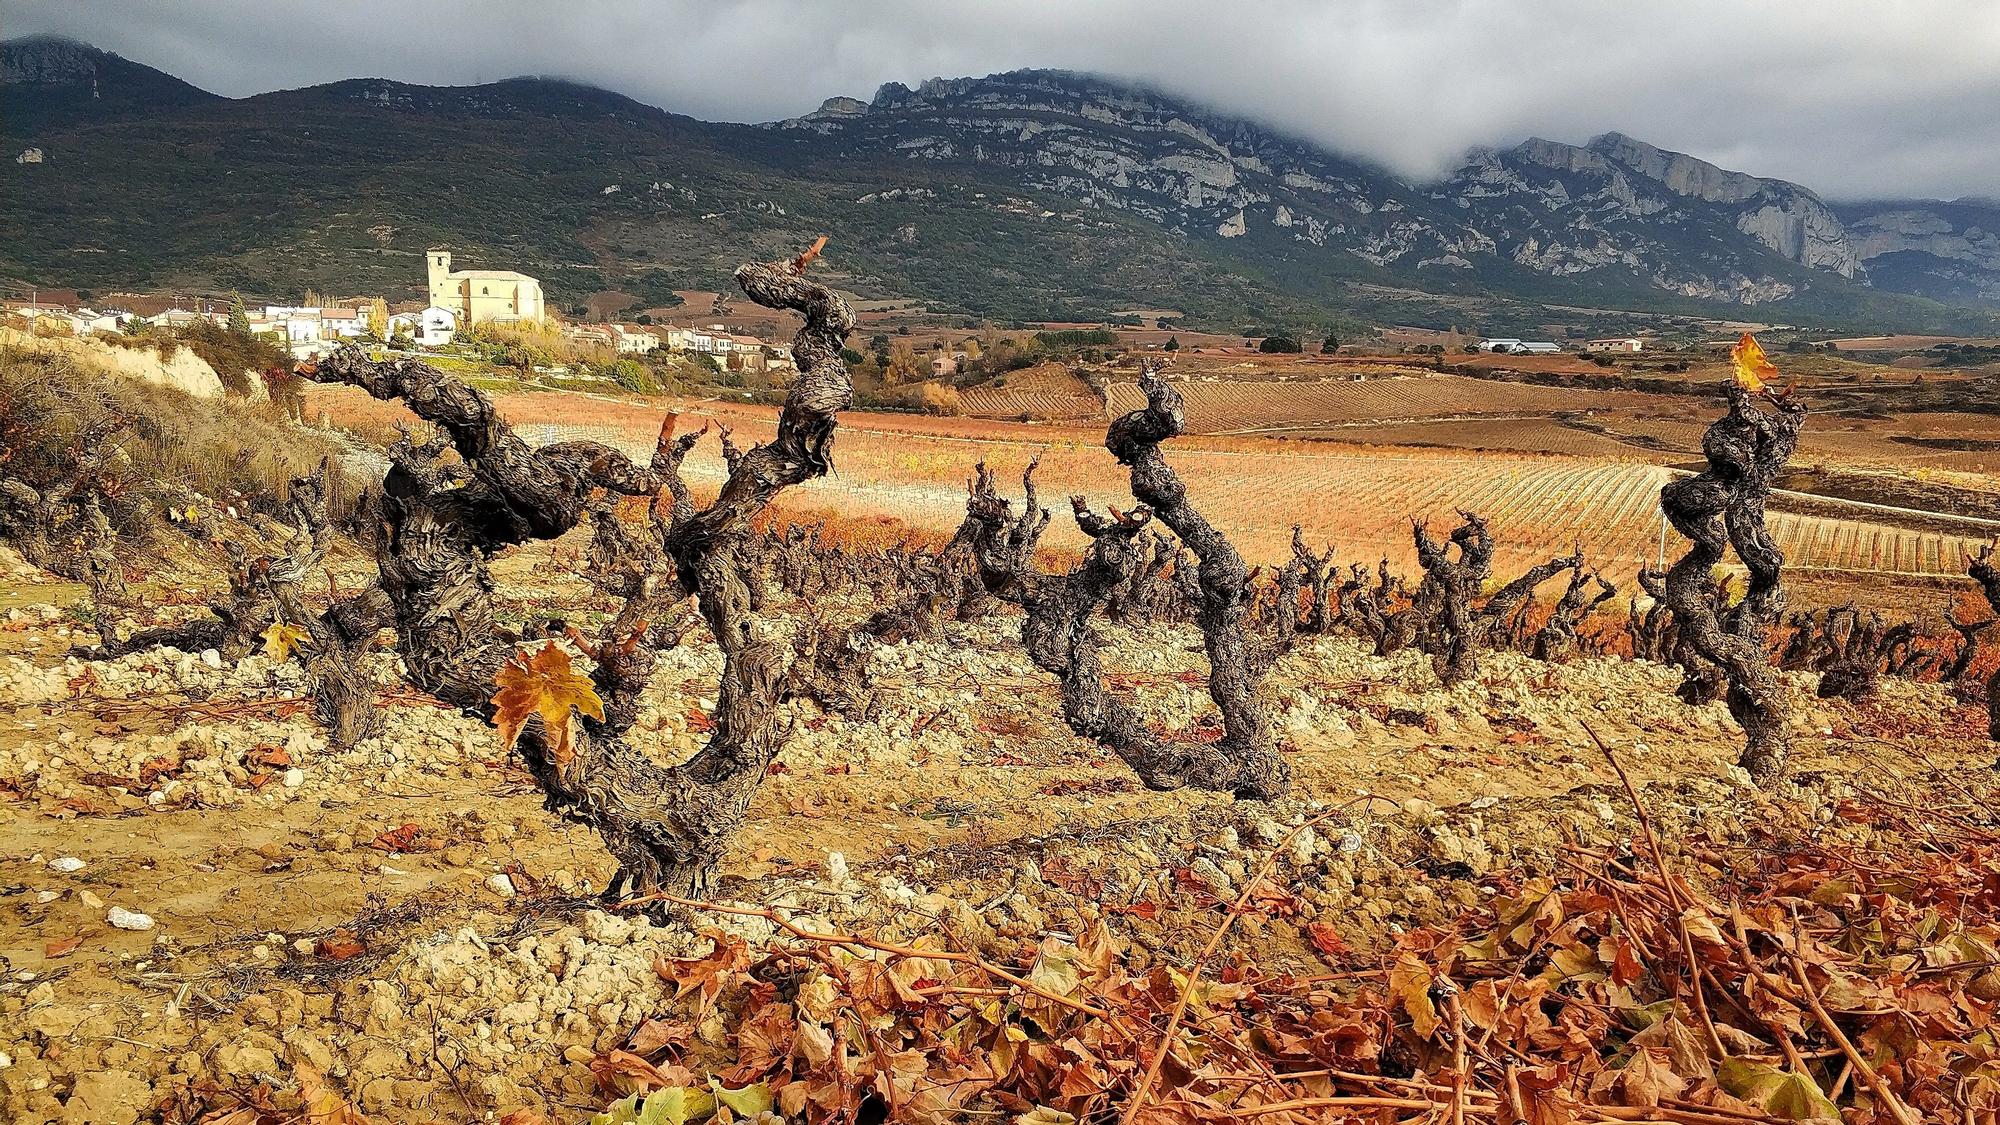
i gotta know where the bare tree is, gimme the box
[1657,380,1806,782]
[295,242,857,897]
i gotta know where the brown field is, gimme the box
[1101,372,1669,433]
[308,382,1998,597]
[1833,334,2000,350]
[1286,418,1655,458]
[957,362,1100,421]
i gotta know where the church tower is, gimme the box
[426,248,453,311]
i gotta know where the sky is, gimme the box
[13,0,2000,201]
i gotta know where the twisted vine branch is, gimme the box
[298,241,855,896]
[1658,382,1806,782]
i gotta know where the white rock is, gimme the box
[824,850,850,888]
[486,873,517,898]
[47,856,86,873]
[282,768,305,789]
[200,649,223,669]
[107,906,155,931]
[0,1050,10,1069]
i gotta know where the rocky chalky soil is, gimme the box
[0,542,1991,1123]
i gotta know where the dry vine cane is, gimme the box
[296,239,855,898]
[1658,339,1806,783]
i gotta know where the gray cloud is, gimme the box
[13,0,1999,200]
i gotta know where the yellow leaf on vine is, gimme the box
[261,621,311,662]
[1731,332,1778,393]
[491,642,605,767]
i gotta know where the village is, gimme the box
[0,247,796,376]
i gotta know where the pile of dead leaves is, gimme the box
[588,785,1999,1124]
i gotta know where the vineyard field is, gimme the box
[342,386,1997,591]
[1288,418,1654,458]
[958,362,1101,421]
[1101,373,1668,433]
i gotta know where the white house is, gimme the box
[147,308,208,330]
[262,306,368,340]
[1477,338,1562,354]
[388,306,457,348]
[1585,337,1645,353]
[319,308,367,338]
[612,325,660,354]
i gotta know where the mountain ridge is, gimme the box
[3,37,1995,332]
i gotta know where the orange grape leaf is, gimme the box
[260,621,311,662]
[1389,954,1441,1039]
[45,935,83,958]
[1307,921,1354,961]
[315,933,367,961]
[1614,1045,1687,1108]
[1730,332,1778,393]
[491,642,605,768]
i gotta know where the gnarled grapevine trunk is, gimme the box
[964,369,1290,800]
[298,243,855,897]
[1658,382,1806,782]
[1290,528,1336,634]
[1411,512,1578,685]
[1970,542,2000,740]
[1943,597,1994,687]
[1530,565,1617,662]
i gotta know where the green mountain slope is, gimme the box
[2,40,1993,336]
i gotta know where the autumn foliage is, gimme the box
[599,780,1998,1124]
[491,642,607,768]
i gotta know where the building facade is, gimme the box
[388,306,459,348]
[426,248,544,325]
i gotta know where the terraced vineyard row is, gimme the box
[958,363,1102,421]
[1101,374,1665,433]
[1293,419,1656,458]
[514,408,1989,586]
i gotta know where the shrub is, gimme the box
[171,322,291,396]
[1259,335,1303,354]
[607,358,658,394]
[0,344,359,536]
[911,382,961,415]
[1034,329,1116,349]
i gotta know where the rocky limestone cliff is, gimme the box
[0,36,102,86]
[788,70,1883,305]
[1494,132,1861,279]
[1835,199,2000,308]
